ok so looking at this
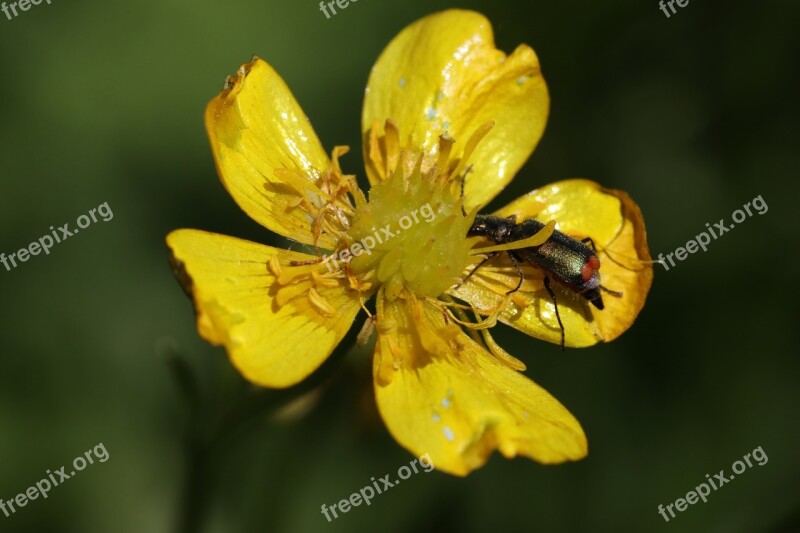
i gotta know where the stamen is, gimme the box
[368,119,386,181]
[345,175,368,208]
[452,120,495,179]
[511,292,530,308]
[356,316,377,347]
[469,295,513,330]
[307,287,336,317]
[277,267,305,286]
[346,269,373,292]
[311,270,340,288]
[267,256,282,278]
[412,300,460,356]
[286,196,304,209]
[273,168,312,199]
[441,306,475,334]
[330,145,350,175]
[384,119,400,176]
[480,327,526,371]
[357,293,374,318]
[275,282,311,307]
[436,133,455,178]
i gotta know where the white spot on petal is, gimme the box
[425,107,437,120]
[443,426,455,442]
[399,77,407,88]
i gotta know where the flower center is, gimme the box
[348,158,474,299]
[271,120,496,318]
[344,119,498,300]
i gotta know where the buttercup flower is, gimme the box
[167,9,653,476]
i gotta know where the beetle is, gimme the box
[465,213,621,350]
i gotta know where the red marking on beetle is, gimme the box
[581,255,601,282]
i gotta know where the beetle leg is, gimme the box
[457,251,499,288]
[600,284,623,297]
[581,236,597,251]
[505,252,525,295]
[543,276,566,351]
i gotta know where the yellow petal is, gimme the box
[362,9,549,210]
[373,296,586,476]
[206,57,338,248]
[166,229,363,388]
[450,179,653,347]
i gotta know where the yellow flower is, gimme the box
[166,9,653,476]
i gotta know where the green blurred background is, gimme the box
[1,0,798,531]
